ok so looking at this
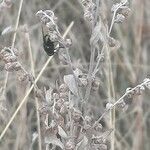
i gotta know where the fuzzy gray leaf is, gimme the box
[64,74,78,96]
[45,87,53,103]
[58,125,68,138]
[90,21,102,45]
[90,21,107,46]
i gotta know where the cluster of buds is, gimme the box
[91,135,106,145]
[108,36,120,51]
[81,0,95,22]
[36,69,105,149]
[38,84,83,148]
[0,47,20,71]
[78,74,100,91]
[36,10,58,30]
[50,86,83,123]
[0,47,33,82]
[0,0,13,11]
[36,10,61,42]
[37,79,109,149]
[82,115,108,149]
[116,78,150,111]
[125,78,150,98]
[111,0,131,23]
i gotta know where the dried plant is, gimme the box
[0,0,150,150]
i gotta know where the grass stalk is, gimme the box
[25,27,42,150]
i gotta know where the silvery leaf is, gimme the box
[64,74,78,96]
[58,125,67,138]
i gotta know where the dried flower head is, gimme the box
[0,0,13,11]
[0,47,21,72]
[80,0,95,22]
[36,10,57,27]
[115,14,125,23]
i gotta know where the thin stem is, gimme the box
[25,27,42,150]
[84,0,100,103]
[106,2,128,148]
[93,79,148,128]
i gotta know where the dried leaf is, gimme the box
[90,22,102,45]
[64,74,78,96]
[58,125,67,138]
[45,87,53,103]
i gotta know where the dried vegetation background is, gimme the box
[0,0,150,150]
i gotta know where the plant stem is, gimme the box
[25,27,42,150]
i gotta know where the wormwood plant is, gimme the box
[0,0,149,150]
